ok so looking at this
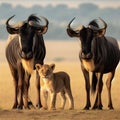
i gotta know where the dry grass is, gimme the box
[0,40,120,120]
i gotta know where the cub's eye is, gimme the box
[46,69,51,73]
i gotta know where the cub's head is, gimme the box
[35,63,55,79]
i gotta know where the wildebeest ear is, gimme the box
[67,17,84,38]
[35,64,42,70]
[6,27,19,34]
[89,17,107,37]
[97,29,106,37]
[36,27,48,35]
[66,28,80,37]
[50,64,55,71]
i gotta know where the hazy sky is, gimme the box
[0,0,120,8]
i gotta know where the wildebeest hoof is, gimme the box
[12,105,18,109]
[36,104,42,109]
[108,105,114,110]
[97,106,102,110]
[83,106,90,110]
[92,105,102,110]
[28,101,33,106]
[17,105,23,110]
[28,101,35,109]
[92,106,98,110]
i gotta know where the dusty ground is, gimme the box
[0,40,120,120]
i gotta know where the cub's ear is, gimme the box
[50,64,55,71]
[35,64,42,71]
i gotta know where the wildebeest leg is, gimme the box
[106,70,115,109]
[92,73,101,109]
[9,65,18,109]
[96,73,103,109]
[92,93,98,109]
[81,66,91,110]
[17,62,24,109]
[23,72,31,109]
[36,70,42,108]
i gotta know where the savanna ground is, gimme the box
[0,40,120,120]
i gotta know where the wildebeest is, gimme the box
[5,14,49,109]
[67,18,120,110]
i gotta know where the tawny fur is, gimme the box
[36,63,74,110]
[21,59,34,74]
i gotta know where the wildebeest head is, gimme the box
[6,14,49,60]
[67,18,107,60]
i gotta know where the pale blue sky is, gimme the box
[0,0,120,8]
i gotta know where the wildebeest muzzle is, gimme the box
[81,52,93,60]
[20,50,33,60]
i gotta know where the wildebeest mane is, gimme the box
[27,14,40,23]
[89,21,99,28]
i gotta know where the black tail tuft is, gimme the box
[91,72,98,94]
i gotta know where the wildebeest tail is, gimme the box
[91,72,97,94]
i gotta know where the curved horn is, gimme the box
[6,15,25,28]
[98,18,107,36]
[67,17,83,37]
[88,18,107,37]
[6,15,19,34]
[67,17,76,31]
[99,17,107,29]
[40,16,49,28]
[29,16,49,34]
[88,18,107,31]
[6,15,25,34]
[6,15,15,28]
[37,16,49,34]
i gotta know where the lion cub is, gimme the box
[35,63,74,110]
